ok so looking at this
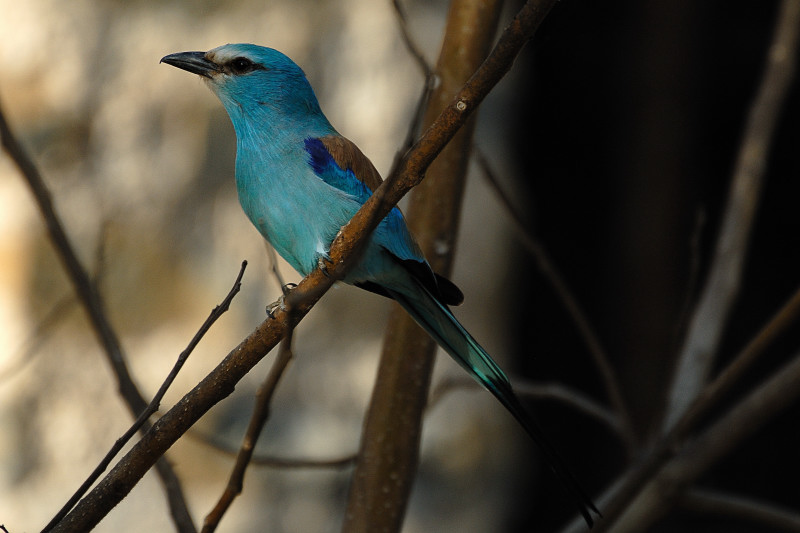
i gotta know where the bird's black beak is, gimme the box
[160,51,221,78]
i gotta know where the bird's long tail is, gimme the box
[387,282,600,528]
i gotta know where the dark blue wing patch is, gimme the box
[304,137,372,203]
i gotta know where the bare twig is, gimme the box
[202,304,296,532]
[185,430,357,468]
[264,241,289,292]
[0,97,196,533]
[681,488,800,532]
[428,375,627,446]
[388,0,439,178]
[515,381,629,441]
[43,261,246,532]
[665,0,800,428]
[474,148,637,454]
[391,0,435,80]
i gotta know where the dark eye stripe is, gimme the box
[227,57,265,75]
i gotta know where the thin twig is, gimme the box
[665,0,800,429]
[265,241,289,292]
[202,304,296,532]
[474,148,637,454]
[188,431,357,469]
[388,0,439,178]
[391,0,435,80]
[0,97,196,533]
[247,453,355,469]
[515,381,629,441]
[670,208,707,357]
[681,488,800,532]
[428,375,627,444]
[42,261,246,533]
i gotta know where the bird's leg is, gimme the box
[265,283,298,318]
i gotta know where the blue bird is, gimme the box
[162,43,599,527]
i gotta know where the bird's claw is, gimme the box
[317,257,332,278]
[281,282,297,296]
[266,283,297,318]
[265,297,285,319]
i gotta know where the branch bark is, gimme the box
[342,1,503,531]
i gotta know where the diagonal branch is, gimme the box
[201,303,297,532]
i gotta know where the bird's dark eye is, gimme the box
[228,57,256,75]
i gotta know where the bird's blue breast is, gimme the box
[234,136,357,277]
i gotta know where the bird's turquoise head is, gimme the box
[161,44,332,138]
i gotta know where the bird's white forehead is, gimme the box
[206,44,251,64]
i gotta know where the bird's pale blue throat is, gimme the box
[162,43,599,527]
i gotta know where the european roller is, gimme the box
[162,43,598,527]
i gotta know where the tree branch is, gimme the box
[474,147,637,454]
[665,0,800,428]
[201,304,296,532]
[562,279,800,533]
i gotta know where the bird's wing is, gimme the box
[304,135,463,306]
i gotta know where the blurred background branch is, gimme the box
[665,0,800,429]
[0,97,196,532]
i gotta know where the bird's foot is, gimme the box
[266,283,297,318]
[281,282,297,295]
[317,257,332,278]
